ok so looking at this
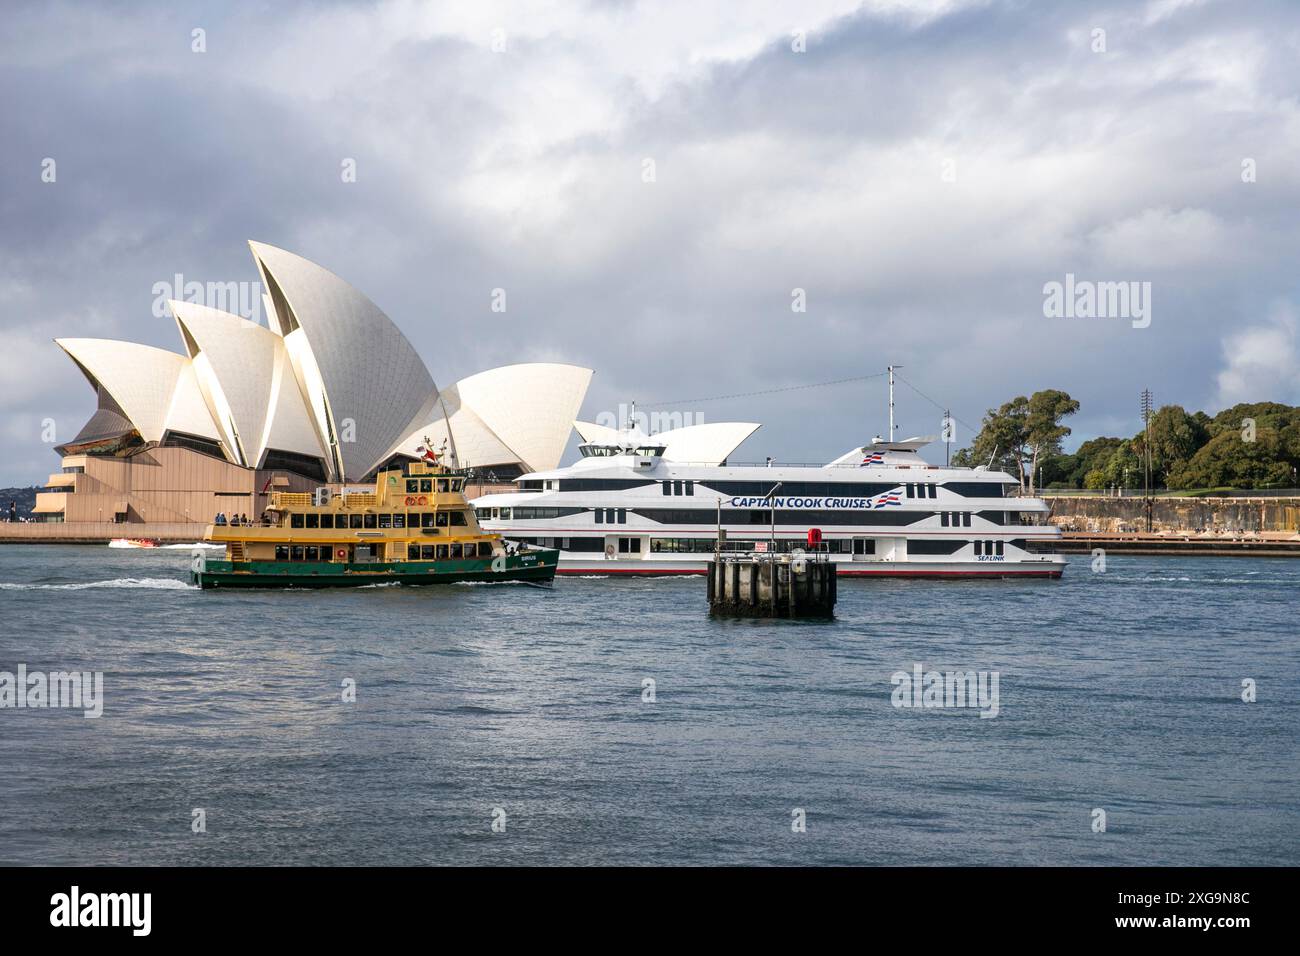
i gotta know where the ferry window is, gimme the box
[408,544,420,560]
[450,543,463,559]
[478,542,492,557]
[436,545,449,559]
[321,514,334,529]
[499,507,511,520]
[422,545,436,560]
[364,513,377,529]
[685,481,694,496]
[421,512,435,528]
[275,545,289,560]
[291,514,304,528]
[393,514,406,528]
[379,514,392,529]
[995,541,1004,555]
[305,513,319,529]
[617,508,627,524]
[421,479,434,494]
[974,541,983,555]
[436,512,448,527]
[435,479,447,493]
[662,482,671,496]
[291,545,305,561]
[595,509,604,523]
[450,511,467,526]
[406,479,419,494]
[350,514,364,529]
[303,546,317,561]
[941,513,950,527]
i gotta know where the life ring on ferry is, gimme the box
[417,495,428,506]
[605,545,615,558]
[336,548,346,560]
[404,496,416,506]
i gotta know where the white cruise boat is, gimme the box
[471,425,1067,578]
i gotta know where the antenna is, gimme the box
[887,365,903,439]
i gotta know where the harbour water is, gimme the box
[0,544,1295,866]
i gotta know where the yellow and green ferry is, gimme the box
[190,458,558,589]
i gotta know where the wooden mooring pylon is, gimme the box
[707,551,837,618]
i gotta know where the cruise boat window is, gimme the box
[291,514,304,528]
[941,513,950,527]
[685,481,694,496]
[350,514,364,529]
[618,537,641,553]
[928,485,937,498]
[995,541,1004,555]
[662,482,671,496]
[617,508,627,524]
[974,541,983,555]
[305,513,319,529]
[499,508,511,520]
[594,509,604,523]
[963,513,972,527]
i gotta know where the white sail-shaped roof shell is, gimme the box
[453,364,592,472]
[249,241,437,480]
[573,420,760,465]
[170,300,323,468]
[55,338,221,447]
[390,364,593,473]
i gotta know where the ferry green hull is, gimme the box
[191,549,558,589]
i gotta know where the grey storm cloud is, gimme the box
[2,0,1299,484]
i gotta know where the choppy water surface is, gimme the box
[0,544,1295,866]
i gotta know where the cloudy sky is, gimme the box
[2,0,1298,485]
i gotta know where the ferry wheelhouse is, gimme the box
[471,429,1066,578]
[191,457,558,588]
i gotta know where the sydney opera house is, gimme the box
[34,242,593,527]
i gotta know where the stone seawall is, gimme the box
[0,522,206,544]
[1043,496,1300,534]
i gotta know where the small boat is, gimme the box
[190,455,558,589]
[109,538,160,549]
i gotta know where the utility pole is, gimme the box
[1141,389,1154,532]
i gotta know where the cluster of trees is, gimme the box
[952,395,1300,491]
